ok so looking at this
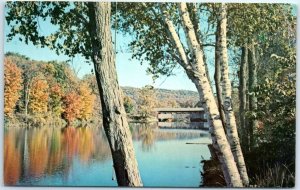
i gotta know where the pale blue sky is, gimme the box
[6,2,295,92]
[4,10,197,91]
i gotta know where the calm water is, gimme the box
[4,123,211,187]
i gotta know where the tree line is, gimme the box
[5,53,190,125]
[4,53,97,126]
[5,2,296,187]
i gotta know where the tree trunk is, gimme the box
[178,3,243,187]
[216,3,249,186]
[186,3,213,90]
[248,42,258,150]
[87,2,142,186]
[214,19,226,131]
[25,84,29,123]
[239,46,249,151]
[25,81,31,124]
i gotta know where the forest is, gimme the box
[5,52,199,126]
[4,2,296,188]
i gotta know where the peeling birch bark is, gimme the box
[178,2,243,187]
[214,20,226,131]
[217,3,249,186]
[161,5,191,70]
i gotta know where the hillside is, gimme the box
[4,52,199,112]
[122,86,199,108]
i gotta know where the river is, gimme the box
[4,123,211,187]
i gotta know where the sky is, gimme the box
[2,2,298,92]
[3,7,198,92]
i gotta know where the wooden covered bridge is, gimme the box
[154,108,209,130]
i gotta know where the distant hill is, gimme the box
[5,52,199,109]
[121,86,199,108]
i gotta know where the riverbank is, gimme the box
[200,144,226,187]
[127,115,157,123]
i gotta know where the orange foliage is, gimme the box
[51,83,63,98]
[4,58,23,118]
[78,83,96,121]
[49,83,64,117]
[4,131,21,185]
[29,76,49,114]
[63,91,82,124]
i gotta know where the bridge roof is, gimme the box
[154,107,205,112]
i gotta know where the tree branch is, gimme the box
[160,3,193,72]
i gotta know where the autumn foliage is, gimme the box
[4,54,98,126]
[63,91,82,124]
[62,85,96,124]
[78,83,96,121]
[49,83,64,117]
[138,85,157,117]
[29,76,49,114]
[4,58,23,118]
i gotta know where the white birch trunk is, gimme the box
[178,3,243,187]
[214,21,226,131]
[161,6,191,70]
[217,3,249,186]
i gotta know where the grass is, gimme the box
[252,163,295,187]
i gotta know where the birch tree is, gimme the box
[214,28,226,131]
[6,2,142,186]
[215,3,248,186]
[118,2,243,187]
[179,4,243,186]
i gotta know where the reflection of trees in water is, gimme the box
[92,127,111,161]
[4,128,22,185]
[77,127,95,162]
[139,124,156,151]
[155,129,208,141]
[4,126,112,185]
[47,128,64,175]
[28,127,50,177]
[62,126,79,160]
[61,126,111,163]
[130,123,209,151]
[131,123,208,141]
[130,123,156,151]
[5,124,209,185]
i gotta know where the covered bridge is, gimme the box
[154,108,209,130]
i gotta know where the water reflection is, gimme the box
[4,128,22,185]
[137,124,155,151]
[4,124,211,187]
[131,123,208,152]
[4,126,111,185]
